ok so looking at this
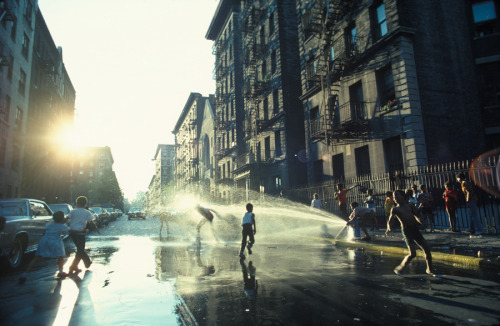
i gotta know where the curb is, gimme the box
[312,237,492,267]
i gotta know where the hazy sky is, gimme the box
[38,0,219,199]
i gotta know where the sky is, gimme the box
[38,0,220,200]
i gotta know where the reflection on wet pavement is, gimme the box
[0,214,499,326]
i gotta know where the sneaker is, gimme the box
[57,272,69,278]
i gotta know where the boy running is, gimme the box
[240,203,256,259]
[386,190,433,276]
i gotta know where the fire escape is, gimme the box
[305,0,368,143]
[242,4,268,142]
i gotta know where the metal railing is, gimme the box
[286,156,500,233]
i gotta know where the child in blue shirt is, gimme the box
[239,203,256,259]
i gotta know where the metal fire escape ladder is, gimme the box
[318,0,354,144]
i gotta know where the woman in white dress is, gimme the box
[18,211,69,284]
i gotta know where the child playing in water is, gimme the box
[67,196,100,274]
[386,190,433,276]
[18,211,69,284]
[195,204,215,242]
[346,202,372,241]
[384,191,394,224]
[240,203,256,259]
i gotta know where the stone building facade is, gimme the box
[148,144,175,209]
[206,0,307,201]
[172,93,211,192]
[297,0,486,185]
[0,0,38,198]
[22,9,75,202]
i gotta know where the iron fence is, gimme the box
[286,154,500,234]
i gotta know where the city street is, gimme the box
[1,205,500,326]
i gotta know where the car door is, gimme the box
[28,201,54,248]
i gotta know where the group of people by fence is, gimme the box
[309,171,493,236]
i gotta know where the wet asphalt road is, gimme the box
[1,207,500,326]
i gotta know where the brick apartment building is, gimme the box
[298,0,488,186]
[173,0,499,200]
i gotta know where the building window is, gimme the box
[264,136,270,160]
[346,24,359,55]
[7,55,13,81]
[271,50,277,74]
[15,107,23,129]
[376,65,396,109]
[479,61,500,106]
[313,160,323,184]
[269,13,275,35]
[275,130,281,156]
[330,46,335,61]
[263,97,269,119]
[18,69,26,95]
[355,145,371,176]
[472,1,499,37]
[25,1,33,24]
[332,153,345,181]
[273,90,279,114]
[21,33,29,58]
[383,136,403,173]
[375,3,388,38]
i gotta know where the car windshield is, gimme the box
[90,207,103,214]
[0,203,27,216]
[49,204,72,214]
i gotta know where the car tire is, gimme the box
[8,237,26,269]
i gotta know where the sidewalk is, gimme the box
[325,228,500,268]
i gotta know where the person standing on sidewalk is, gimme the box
[443,181,458,232]
[67,196,100,274]
[364,189,378,230]
[457,173,483,235]
[311,193,322,209]
[335,184,358,219]
[386,190,433,276]
[417,184,434,232]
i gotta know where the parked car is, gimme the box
[89,207,111,227]
[0,198,55,269]
[103,207,119,221]
[48,203,73,216]
[115,209,123,217]
[128,207,146,220]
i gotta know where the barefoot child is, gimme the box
[386,190,433,275]
[239,203,256,259]
[67,196,100,274]
[18,211,69,284]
